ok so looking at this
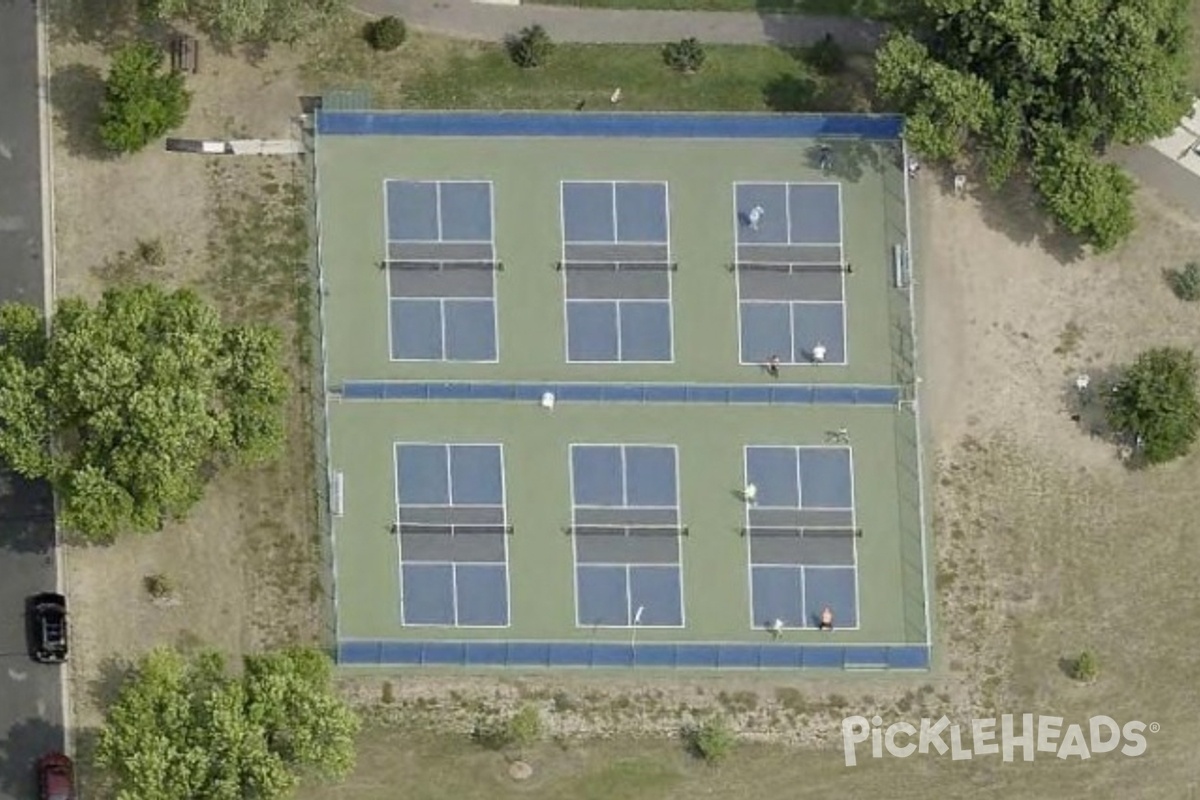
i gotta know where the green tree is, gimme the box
[876,0,1190,249]
[143,0,338,43]
[99,40,191,155]
[875,34,994,161]
[0,285,287,541]
[1030,125,1136,252]
[97,647,359,800]
[1106,347,1200,465]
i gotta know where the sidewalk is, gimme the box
[352,0,886,49]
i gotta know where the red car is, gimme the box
[37,753,73,800]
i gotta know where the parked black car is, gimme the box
[28,592,68,663]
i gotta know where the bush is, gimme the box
[473,704,543,750]
[806,32,846,75]
[1106,347,1200,464]
[136,238,167,267]
[683,718,735,763]
[143,573,173,598]
[506,25,554,68]
[365,16,406,51]
[380,681,395,704]
[662,38,706,73]
[1168,261,1200,301]
[99,40,191,154]
[1069,650,1098,682]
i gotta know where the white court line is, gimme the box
[731,182,750,365]
[663,180,677,364]
[743,444,863,630]
[784,181,793,245]
[434,181,443,241]
[609,180,619,242]
[614,300,625,362]
[836,181,849,366]
[395,442,510,628]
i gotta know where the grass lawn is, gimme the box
[527,0,895,18]
[303,23,875,113]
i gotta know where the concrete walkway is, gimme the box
[352,0,886,49]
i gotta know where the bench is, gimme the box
[170,35,200,74]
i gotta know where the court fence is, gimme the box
[890,139,934,650]
[302,117,340,652]
[337,640,931,670]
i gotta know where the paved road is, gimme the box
[353,0,885,48]
[0,2,64,799]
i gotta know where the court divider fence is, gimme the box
[337,381,902,405]
[317,111,906,140]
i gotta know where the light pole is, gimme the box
[631,605,645,652]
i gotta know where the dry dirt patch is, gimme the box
[50,29,322,749]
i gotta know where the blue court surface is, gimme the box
[744,445,859,629]
[570,444,685,627]
[385,180,499,362]
[734,182,847,366]
[395,443,511,626]
[560,181,674,362]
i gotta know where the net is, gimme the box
[386,260,503,272]
[741,526,861,538]
[567,524,689,536]
[557,261,677,272]
[735,262,847,273]
[393,522,514,535]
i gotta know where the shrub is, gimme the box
[1106,347,1200,464]
[662,37,706,73]
[365,16,407,51]
[99,40,191,154]
[683,717,735,763]
[143,573,173,598]
[473,704,543,750]
[1069,650,1098,682]
[806,32,846,74]
[506,25,554,68]
[1168,261,1200,301]
[136,238,167,267]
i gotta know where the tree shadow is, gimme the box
[944,168,1088,265]
[762,72,818,113]
[1058,366,1151,468]
[0,716,66,799]
[48,63,113,160]
[803,138,883,182]
[73,727,110,800]
[88,655,133,711]
[0,468,55,555]
[760,33,880,116]
[47,0,139,53]
[755,9,888,52]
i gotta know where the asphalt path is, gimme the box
[0,2,65,799]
